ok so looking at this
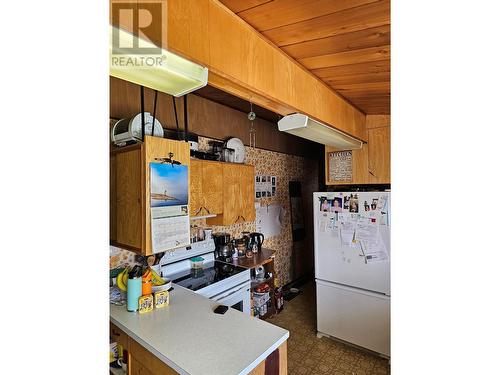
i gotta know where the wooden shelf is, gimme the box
[221,248,275,269]
[251,276,273,289]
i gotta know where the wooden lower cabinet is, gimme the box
[128,338,178,375]
[248,341,287,375]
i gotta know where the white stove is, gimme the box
[161,239,251,314]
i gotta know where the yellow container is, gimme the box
[138,294,154,314]
[154,290,169,309]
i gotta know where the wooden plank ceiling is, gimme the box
[219,0,390,114]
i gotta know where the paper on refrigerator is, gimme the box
[360,239,389,263]
[340,219,356,246]
[355,220,379,242]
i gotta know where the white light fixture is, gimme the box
[109,26,208,96]
[278,113,363,150]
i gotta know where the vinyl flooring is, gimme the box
[267,282,390,375]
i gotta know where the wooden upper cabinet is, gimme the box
[189,159,223,217]
[189,159,204,216]
[202,161,223,215]
[207,163,255,226]
[325,115,390,185]
[240,164,256,222]
[110,136,191,255]
[368,126,390,183]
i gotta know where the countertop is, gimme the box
[110,285,289,375]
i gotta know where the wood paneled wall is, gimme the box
[140,0,367,141]
[110,77,323,159]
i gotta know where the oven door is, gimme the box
[210,281,251,315]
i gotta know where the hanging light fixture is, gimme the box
[109,26,208,97]
[278,113,363,150]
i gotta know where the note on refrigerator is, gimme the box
[355,221,379,242]
[360,239,389,263]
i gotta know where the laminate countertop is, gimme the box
[110,285,289,375]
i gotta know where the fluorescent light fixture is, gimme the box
[109,26,208,97]
[278,113,363,150]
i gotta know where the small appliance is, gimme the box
[213,232,232,261]
[249,232,265,251]
[111,112,164,146]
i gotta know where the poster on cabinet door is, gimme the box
[150,163,190,254]
[328,151,352,182]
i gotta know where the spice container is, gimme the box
[190,256,204,269]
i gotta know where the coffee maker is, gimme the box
[213,232,232,261]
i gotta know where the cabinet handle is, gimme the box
[195,206,203,216]
[240,215,246,222]
[203,206,211,214]
[112,330,120,336]
[234,215,241,224]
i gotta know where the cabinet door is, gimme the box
[368,126,390,183]
[115,148,143,250]
[129,336,178,375]
[221,163,242,225]
[240,165,255,222]
[110,323,128,351]
[189,159,204,216]
[143,136,191,254]
[202,161,223,215]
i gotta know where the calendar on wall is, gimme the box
[150,162,190,254]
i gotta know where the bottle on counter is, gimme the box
[142,268,153,295]
[127,266,142,312]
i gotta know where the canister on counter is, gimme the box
[154,290,170,308]
[138,294,154,314]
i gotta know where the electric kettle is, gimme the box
[249,232,265,251]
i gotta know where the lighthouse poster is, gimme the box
[150,162,189,253]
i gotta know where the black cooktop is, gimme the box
[172,261,247,292]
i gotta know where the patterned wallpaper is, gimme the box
[193,136,318,286]
[110,136,319,286]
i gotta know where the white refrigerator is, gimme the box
[313,191,390,357]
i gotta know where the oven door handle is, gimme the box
[210,281,250,301]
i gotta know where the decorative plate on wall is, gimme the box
[226,137,245,163]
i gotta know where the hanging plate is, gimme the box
[226,137,245,163]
